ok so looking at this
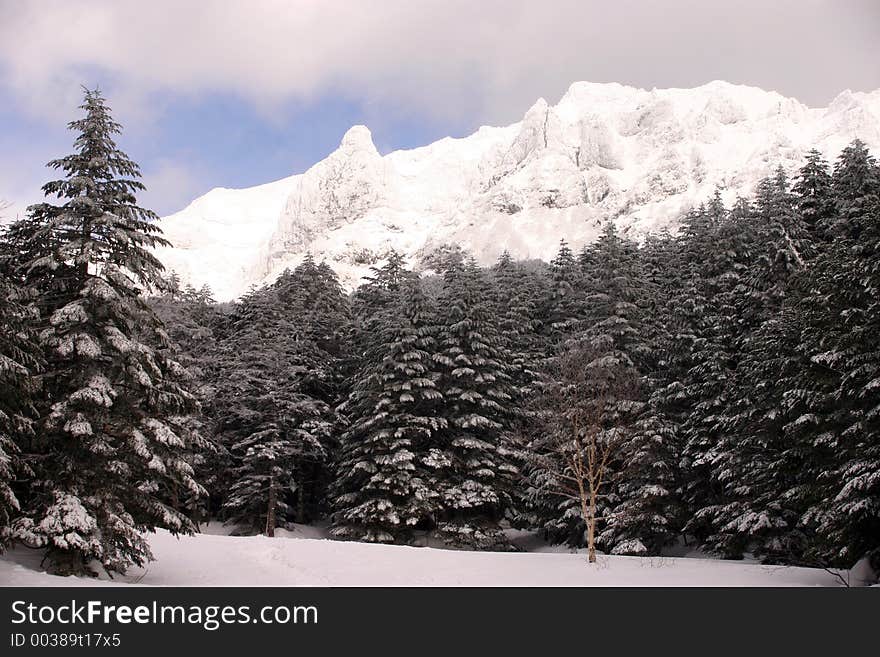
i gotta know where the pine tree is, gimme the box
[829,139,880,241]
[545,239,584,347]
[214,283,333,534]
[148,275,222,522]
[749,167,812,315]
[4,89,206,575]
[352,250,411,321]
[559,224,650,553]
[277,255,352,362]
[601,233,685,555]
[799,140,880,569]
[696,308,816,561]
[430,258,520,549]
[677,198,751,546]
[331,277,443,543]
[0,273,41,549]
[792,149,834,240]
[697,166,817,560]
[491,251,546,395]
[275,257,352,520]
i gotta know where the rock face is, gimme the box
[154,80,880,300]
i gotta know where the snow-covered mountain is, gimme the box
[154,80,880,300]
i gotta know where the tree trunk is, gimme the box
[78,219,92,282]
[587,487,597,563]
[297,481,306,525]
[266,476,276,538]
[576,476,595,564]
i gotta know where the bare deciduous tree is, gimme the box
[529,342,642,563]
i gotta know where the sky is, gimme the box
[1,0,878,218]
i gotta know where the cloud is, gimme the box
[1,0,877,130]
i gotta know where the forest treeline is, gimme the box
[1,90,878,576]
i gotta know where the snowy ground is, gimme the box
[0,524,858,587]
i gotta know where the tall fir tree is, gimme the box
[696,168,815,560]
[800,140,880,569]
[278,257,352,519]
[678,198,756,546]
[544,239,584,348]
[543,224,651,551]
[213,277,334,534]
[792,149,834,240]
[491,251,546,396]
[429,258,520,549]
[829,139,880,241]
[0,272,41,549]
[332,277,443,543]
[2,89,206,574]
[602,232,685,555]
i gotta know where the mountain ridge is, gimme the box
[154,80,880,300]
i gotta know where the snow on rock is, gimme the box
[0,529,852,587]
[154,80,880,301]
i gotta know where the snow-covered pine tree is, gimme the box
[575,223,648,362]
[214,283,333,535]
[677,196,760,546]
[523,239,584,539]
[557,224,650,554]
[694,167,815,561]
[697,308,816,561]
[331,277,443,543]
[600,231,686,556]
[351,250,411,326]
[348,250,417,391]
[490,251,546,396]
[590,218,708,555]
[274,257,352,520]
[429,258,519,549]
[748,167,812,317]
[792,149,835,241]
[782,246,862,568]
[277,254,352,363]
[489,253,550,527]
[0,268,41,549]
[148,274,222,523]
[799,140,880,569]
[544,239,584,349]
[828,139,880,241]
[5,89,206,575]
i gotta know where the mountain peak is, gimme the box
[155,81,880,301]
[340,124,376,151]
[562,80,636,100]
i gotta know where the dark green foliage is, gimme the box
[429,259,520,549]
[332,277,443,543]
[0,273,41,550]
[545,239,584,345]
[212,259,347,533]
[1,89,205,575]
[491,251,547,395]
[792,149,834,240]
